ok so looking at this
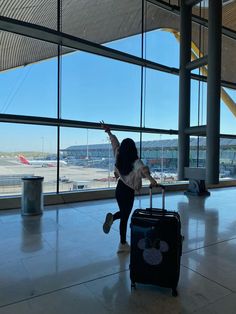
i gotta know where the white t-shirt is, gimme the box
[117,159,146,191]
[109,133,150,191]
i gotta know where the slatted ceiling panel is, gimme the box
[0,31,72,72]
[0,0,235,86]
[61,0,143,44]
[145,1,180,31]
[0,0,57,29]
[223,5,236,31]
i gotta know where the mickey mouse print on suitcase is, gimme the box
[129,185,182,296]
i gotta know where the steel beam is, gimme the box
[0,113,178,135]
[184,125,206,136]
[206,0,222,184]
[1,113,235,139]
[186,55,208,70]
[178,0,192,180]
[190,74,236,91]
[185,0,202,7]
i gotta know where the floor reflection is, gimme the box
[21,216,43,252]
[0,187,236,313]
[102,254,130,306]
[178,195,219,252]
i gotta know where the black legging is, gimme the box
[113,179,135,244]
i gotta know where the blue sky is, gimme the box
[0,30,235,152]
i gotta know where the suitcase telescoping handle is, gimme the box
[149,184,166,211]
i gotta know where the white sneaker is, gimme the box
[103,213,113,234]
[117,242,130,254]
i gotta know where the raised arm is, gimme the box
[100,121,120,156]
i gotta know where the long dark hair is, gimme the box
[115,138,138,175]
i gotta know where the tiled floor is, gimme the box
[0,187,236,313]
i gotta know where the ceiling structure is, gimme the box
[0,0,236,86]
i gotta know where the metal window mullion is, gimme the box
[1,112,235,138]
[56,45,61,194]
[139,0,146,159]
[56,0,62,194]
[0,113,178,135]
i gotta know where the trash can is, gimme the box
[21,176,44,216]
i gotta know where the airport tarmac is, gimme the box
[0,157,117,196]
[0,157,179,196]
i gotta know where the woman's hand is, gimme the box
[100,120,111,133]
[149,177,159,188]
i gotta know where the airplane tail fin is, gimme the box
[18,155,30,165]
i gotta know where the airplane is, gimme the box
[18,155,67,167]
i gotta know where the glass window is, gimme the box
[220,87,236,135]
[104,34,141,57]
[191,24,208,64]
[60,128,140,192]
[141,133,178,184]
[145,3,180,68]
[0,34,57,118]
[0,123,57,196]
[188,136,236,181]
[190,79,207,127]
[190,81,236,135]
[61,50,141,126]
[220,137,236,180]
[143,69,179,130]
[144,29,180,68]
[189,136,206,168]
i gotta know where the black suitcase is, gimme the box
[130,185,182,296]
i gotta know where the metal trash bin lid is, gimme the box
[22,176,44,181]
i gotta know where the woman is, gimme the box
[101,121,158,253]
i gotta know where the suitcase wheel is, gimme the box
[172,288,178,297]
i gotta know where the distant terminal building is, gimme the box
[61,138,236,176]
